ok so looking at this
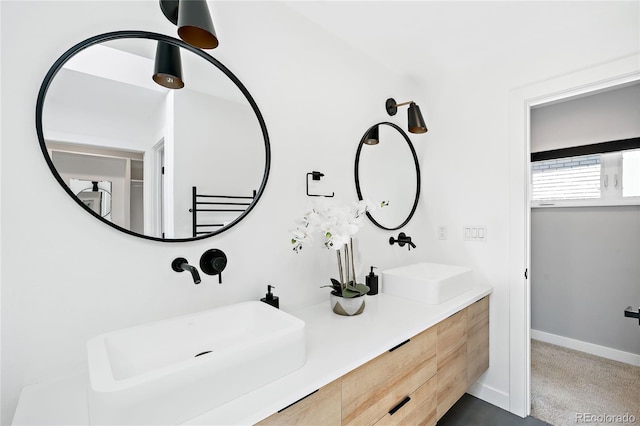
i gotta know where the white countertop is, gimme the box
[12,285,492,426]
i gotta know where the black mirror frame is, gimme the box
[354,122,420,231]
[35,30,270,242]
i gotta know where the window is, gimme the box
[531,154,601,201]
[531,146,640,207]
[622,150,640,197]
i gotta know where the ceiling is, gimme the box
[284,1,639,80]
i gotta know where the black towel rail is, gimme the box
[189,186,256,237]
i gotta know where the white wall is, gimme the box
[0,2,420,424]
[172,90,263,237]
[2,1,639,424]
[408,4,639,412]
[43,69,164,152]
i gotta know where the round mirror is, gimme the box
[36,31,270,242]
[354,122,420,230]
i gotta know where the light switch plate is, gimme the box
[438,226,447,240]
[464,225,487,242]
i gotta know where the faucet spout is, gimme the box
[389,232,416,251]
[181,263,202,284]
[171,257,202,284]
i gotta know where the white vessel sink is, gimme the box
[87,301,306,425]
[382,262,474,304]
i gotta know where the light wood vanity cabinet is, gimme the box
[467,296,490,386]
[436,309,468,419]
[342,326,437,426]
[255,379,341,426]
[256,296,489,426]
[373,376,437,426]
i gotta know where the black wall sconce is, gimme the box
[160,0,219,49]
[152,41,184,89]
[386,98,428,134]
[364,125,379,145]
[306,171,334,197]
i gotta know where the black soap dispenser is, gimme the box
[366,266,378,295]
[261,285,279,309]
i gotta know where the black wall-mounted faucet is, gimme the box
[171,257,202,284]
[200,249,227,284]
[389,232,416,251]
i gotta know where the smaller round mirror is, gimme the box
[354,122,420,230]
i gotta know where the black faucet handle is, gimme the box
[200,249,227,284]
[389,232,416,251]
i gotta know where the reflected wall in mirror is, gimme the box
[354,122,420,230]
[72,179,113,219]
[36,31,270,242]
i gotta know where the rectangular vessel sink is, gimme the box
[87,301,306,425]
[382,262,474,304]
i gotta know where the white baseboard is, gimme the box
[467,381,510,413]
[531,329,640,367]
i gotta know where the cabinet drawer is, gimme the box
[342,326,437,426]
[437,310,467,362]
[467,298,489,386]
[373,375,437,426]
[436,343,467,419]
[436,310,467,420]
[256,379,341,426]
[467,296,489,327]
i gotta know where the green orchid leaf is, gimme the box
[341,288,361,298]
[344,283,369,295]
[354,283,370,294]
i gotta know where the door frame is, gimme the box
[507,54,640,417]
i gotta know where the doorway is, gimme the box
[507,55,640,418]
[528,85,640,424]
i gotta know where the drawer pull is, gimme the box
[388,339,410,352]
[277,389,318,412]
[388,396,411,415]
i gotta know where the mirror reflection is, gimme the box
[38,32,269,241]
[355,122,420,230]
[72,179,112,219]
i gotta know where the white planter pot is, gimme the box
[329,292,366,316]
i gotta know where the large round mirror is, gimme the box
[354,122,420,230]
[36,31,270,242]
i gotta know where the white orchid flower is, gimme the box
[291,199,384,252]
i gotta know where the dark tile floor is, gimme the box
[437,394,550,426]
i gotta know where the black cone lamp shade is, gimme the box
[160,0,219,49]
[385,97,429,135]
[407,102,428,134]
[178,0,218,49]
[153,41,184,89]
[364,125,379,145]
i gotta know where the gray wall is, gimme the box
[531,207,640,354]
[531,82,640,153]
[530,82,640,355]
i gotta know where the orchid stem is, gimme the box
[336,250,344,287]
[350,238,356,285]
[344,245,349,289]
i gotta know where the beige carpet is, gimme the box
[531,339,640,426]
